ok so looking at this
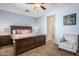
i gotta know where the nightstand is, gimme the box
[0,35,12,46]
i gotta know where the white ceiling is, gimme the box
[0,3,76,18]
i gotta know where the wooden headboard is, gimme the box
[10,25,32,34]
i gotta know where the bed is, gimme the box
[11,25,46,55]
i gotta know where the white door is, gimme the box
[47,15,55,41]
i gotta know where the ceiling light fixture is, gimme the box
[33,3,41,11]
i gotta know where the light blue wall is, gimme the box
[37,4,79,44]
[36,16,47,34]
[0,10,36,35]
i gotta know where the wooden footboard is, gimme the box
[13,35,46,55]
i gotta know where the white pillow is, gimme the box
[12,30,16,34]
[22,30,31,34]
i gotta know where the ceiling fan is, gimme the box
[25,3,46,12]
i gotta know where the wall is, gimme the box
[0,10,36,35]
[37,4,79,44]
[36,16,47,34]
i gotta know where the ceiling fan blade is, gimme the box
[40,5,46,10]
[26,3,35,4]
[41,3,45,4]
[25,9,30,12]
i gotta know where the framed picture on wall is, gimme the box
[63,13,76,25]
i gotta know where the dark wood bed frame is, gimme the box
[11,25,46,55]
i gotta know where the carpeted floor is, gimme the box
[0,40,79,56]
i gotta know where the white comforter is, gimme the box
[11,33,42,39]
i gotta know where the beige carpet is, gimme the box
[0,40,79,56]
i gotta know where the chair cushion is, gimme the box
[60,42,74,49]
[64,34,77,43]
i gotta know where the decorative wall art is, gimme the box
[63,13,76,25]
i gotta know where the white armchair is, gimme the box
[59,34,78,55]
